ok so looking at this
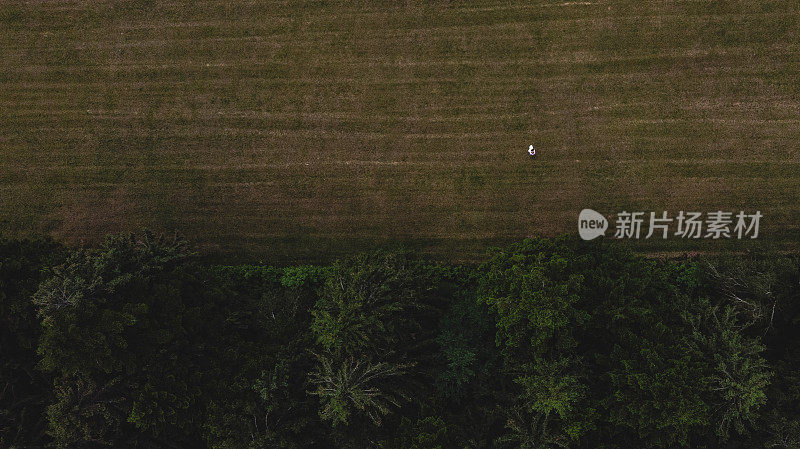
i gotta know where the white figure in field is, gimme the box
[528,145,536,156]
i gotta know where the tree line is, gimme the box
[1,232,799,448]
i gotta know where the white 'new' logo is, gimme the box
[578,209,608,240]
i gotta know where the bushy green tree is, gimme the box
[310,354,410,427]
[685,305,770,440]
[597,259,711,448]
[479,237,598,446]
[201,265,326,449]
[310,250,440,446]
[0,238,64,448]
[700,251,800,448]
[1,233,794,448]
[430,265,506,449]
[34,232,207,447]
[479,237,773,448]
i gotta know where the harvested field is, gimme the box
[1,0,799,262]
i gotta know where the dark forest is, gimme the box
[2,233,799,448]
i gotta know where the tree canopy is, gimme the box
[1,233,798,448]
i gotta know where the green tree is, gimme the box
[309,353,410,427]
[0,238,64,448]
[310,250,438,447]
[34,232,206,447]
[478,237,768,448]
[479,237,597,446]
[700,251,800,448]
[201,265,325,449]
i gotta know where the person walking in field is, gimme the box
[528,145,536,157]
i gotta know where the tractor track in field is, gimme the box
[2,0,799,262]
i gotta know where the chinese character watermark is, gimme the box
[578,209,762,241]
